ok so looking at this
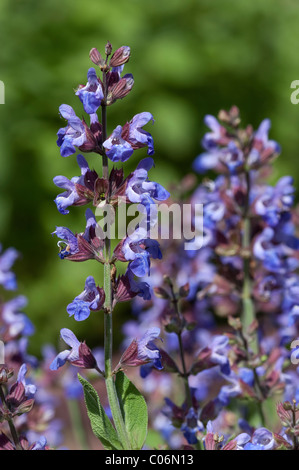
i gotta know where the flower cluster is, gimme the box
[121,107,299,450]
[0,247,53,450]
[50,43,170,450]
[53,44,169,316]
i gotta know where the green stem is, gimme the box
[104,284,131,449]
[238,327,266,426]
[0,385,23,450]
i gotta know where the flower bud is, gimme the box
[109,46,130,67]
[6,382,26,410]
[71,342,97,369]
[105,41,113,57]
[89,48,105,67]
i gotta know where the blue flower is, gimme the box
[122,229,162,278]
[75,68,104,114]
[57,104,87,157]
[137,327,162,367]
[254,119,281,154]
[254,177,294,227]
[120,327,162,376]
[17,364,37,399]
[52,226,79,259]
[52,208,104,261]
[202,114,224,150]
[50,328,97,370]
[103,112,155,162]
[243,428,275,451]
[253,227,299,274]
[50,329,81,370]
[66,276,105,321]
[30,436,48,451]
[124,269,151,301]
[102,125,133,162]
[210,335,231,375]
[0,245,19,290]
[53,154,90,214]
[218,373,241,406]
[2,296,34,338]
[126,157,170,229]
[181,408,204,445]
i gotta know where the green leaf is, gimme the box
[115,371,148,450]
[78,374,122,450]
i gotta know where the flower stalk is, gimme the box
[101,62,131,450]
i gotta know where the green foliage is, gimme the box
[115,371,148,450]
[78,374,122,450]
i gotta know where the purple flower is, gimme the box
[0,245,19,290]
[253,227,299,274]
[115,269,151,303]
[53,154,90,214]
[254,119,281,153]
[103,112,155,162]
[254,177,294,227]
[57,104,87,157]
[1,296,34,339]
[52,209,104,261]
[209,335,231,375]
[181,408,204,445]
[50,328,97,370]
[66,276,105,321]
[194,142,244,175]
[218,376,241,406]
[103,125,134,162]
[30,436,48,451]
[114,270,151,303]
[75,68,104,114]
[126,158,170,229]
[244,428,275,451]
[17,363,37,399]
[120,327,162,372]
[202,114,225,149]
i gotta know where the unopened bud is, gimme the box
[14,399,34,416]
[107,75,134,105]
[159,349,178,373]
[0,366,14,384]
[179,283,190,298]
[154,287,170,300]
[105,41,113,57]
[89,48,105,67]
[109,46,131,67]
[71,342,97,369]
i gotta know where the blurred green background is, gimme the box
[1,0,299,355]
